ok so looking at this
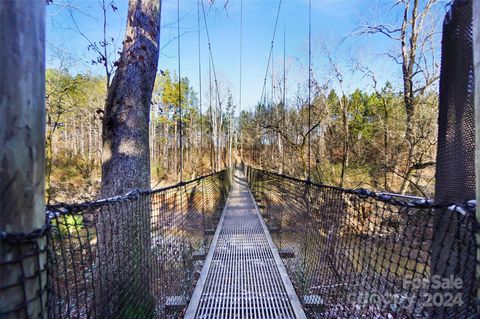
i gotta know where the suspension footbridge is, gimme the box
[1,0,479,318]
[185,170,305,319]
[0,164,475,318]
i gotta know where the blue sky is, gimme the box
[46,0,445,112]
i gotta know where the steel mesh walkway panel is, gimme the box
[186,172,306,319]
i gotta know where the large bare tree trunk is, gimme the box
[98,0,161,317]
[0,2,46,318]
[101,0,161,197]
[359,0,437,194]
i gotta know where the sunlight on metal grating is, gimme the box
[186,171,306,319]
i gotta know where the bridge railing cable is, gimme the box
[244,165,479,318]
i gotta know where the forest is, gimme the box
[46,70,438,203]
[45,0,441,203]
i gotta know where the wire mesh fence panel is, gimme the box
[0,168,233,319]
[244,166,479,319]
[0,229,48,318]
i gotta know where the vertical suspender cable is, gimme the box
[271,49,274,106]
[209,55,214,172]
[280,24,287,249]
[271,45,274,165]
[177,0,186,284]
[198,0,207,251]
[239,0,243,162]
[259,0,282,168]
[197,0,203,174]
[200,0,222,171]
[177,0,183,182]
[307,0,312,181]
[260,0,282,105]
[302,0,313,296]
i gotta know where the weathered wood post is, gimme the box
[0,1,47,318]
[473,0,480,308]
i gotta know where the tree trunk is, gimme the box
[399,0,419,194]
[101,0,160,196]
[228,120,233,167]
[382,98,389,190]
[0,2,46,318]
[99,0,161,316]
[46,116,54,205]
[80,119,85,157]
[174,120,178,179]
[88,121,93,162]
[240,130,244,161]
[72,117,78,155]
[163,121,169,171]
[339,96,349,187]
[278,131,283,174]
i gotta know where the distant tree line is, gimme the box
[45,68,237,203]
[46,67,438,203]
[240,82,438,197]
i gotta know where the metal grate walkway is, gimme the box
[185,170,306,319]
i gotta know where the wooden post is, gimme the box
[473,0,480,308]
[0,1,46,318]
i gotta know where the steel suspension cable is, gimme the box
[240,1,243,111]
[200,0,222,112]
[260,0,282,105]
[298,2,313,296]
[257,0,282,168]
[197,0,207,251]
[271,48,274,107]
[200,0,222,171]
[209,54,214,172]
[239,0,243,163]
[197,0,203,173]
[282,25,286,174]
[177,0,183,182]
[177,0,186,268]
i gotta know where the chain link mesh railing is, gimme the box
[244,165,479,319]
[1,168,233,318]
